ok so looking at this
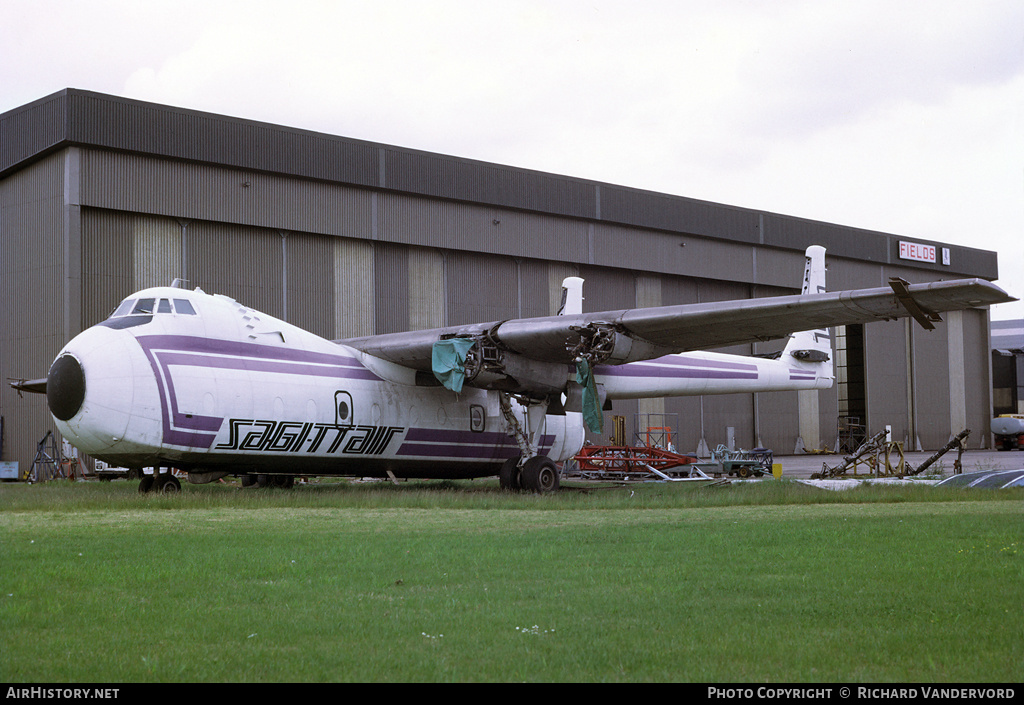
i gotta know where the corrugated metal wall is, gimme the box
[133,216,181,291]
[373,242,410,334]
[0,153,67,470]
[600,184,762,244]
[285,231,334,338]
[408,247,447,331]
[78,150,377,238]
[81,210,134,323]
[0,92,68,176]
[333,238,374,338]
[964,309,995,440]
[446,250,520,325]
[382,146,597,219]
[188,221,283,318]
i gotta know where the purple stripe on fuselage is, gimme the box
[403,427,514,444]
[137,334,372,370]
[152,350,380,382]
[134,334,380,449]
[597,355,759,380]
[398,427,554,461]
[398,443,521,460]
[164,428,220,448]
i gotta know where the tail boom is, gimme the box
[596,349,832,400]
[597,246,834,400]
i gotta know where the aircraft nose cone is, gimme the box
[47,354,87,421]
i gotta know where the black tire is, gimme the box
[158,475,181,494]
[521,456,560,494]
[138,475,154,493]
[499,457,522,491]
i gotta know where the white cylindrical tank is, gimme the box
[991,416,1024,436]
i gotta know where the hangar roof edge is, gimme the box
[0,88,1000,280]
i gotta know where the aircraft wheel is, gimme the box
[138,476,154,493]
[521,456,560,494]
[158,475,181,494]
[240,474,257,487]
[499,458,522,491]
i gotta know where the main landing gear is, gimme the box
[137,470,181,494]
[497,391,561,493]
[500,456,560,493]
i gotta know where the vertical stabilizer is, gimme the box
[559,277,584,315]
[782,246,833,377]
[801,245,826,296]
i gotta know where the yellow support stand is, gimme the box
[882,441,906,476]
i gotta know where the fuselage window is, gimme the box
[157,299,173,314]
[173,299,197,315]
[132,298,156,315]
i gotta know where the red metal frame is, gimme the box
[572,444,698,473]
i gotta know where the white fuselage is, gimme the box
[48,284,832,478]
[48,287,584,478]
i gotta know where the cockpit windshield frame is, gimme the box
[109,297,198,319]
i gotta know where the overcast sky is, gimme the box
[3,0,1022,320]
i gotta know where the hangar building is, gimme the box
[992,320,1024,417]
[0,89,1004,473]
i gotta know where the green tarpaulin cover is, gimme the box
[575,358,603,433]
[432,338,475,393]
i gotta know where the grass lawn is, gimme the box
[1,479,1021,682]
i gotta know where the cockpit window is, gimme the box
[108,296,199,320]
[173,299,197,315]
[133,299,156,315]
[111,299,135,318]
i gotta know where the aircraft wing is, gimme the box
[339,277,1014,378]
